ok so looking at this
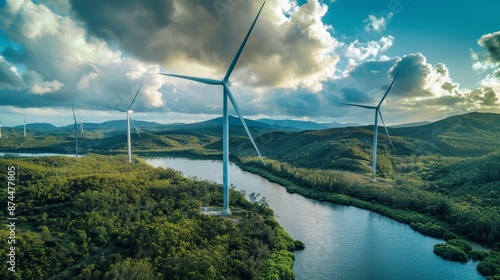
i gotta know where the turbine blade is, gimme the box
[104,105,127,113]
[24,115,26,124]
[72,106,77,122]
[378,110,393,147]
[158,73,221,85]
[377,72,398,108]
[223,1,266,81]
[130,116,141,139]
[340,103,377,110]
[224,84,265,165]
[128,83,142,110]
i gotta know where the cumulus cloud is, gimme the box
[0,58,25,89]
[345,36,394,62]
[478,31,500,64]
[388,53,460,98]
[0,0,497,124]
[22,70,63,94]
[0,0,165,110]
[470,87,498,106]
[69,0,340,92]
[469,31,500,108]
[363,13,393,33]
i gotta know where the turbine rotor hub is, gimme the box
[227,80,232,87]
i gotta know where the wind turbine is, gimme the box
[341,73,398,181]
[72,106,79,157]
[159,1,266,216]
[107,84,142,163]
[79,113,85,133]
[0,117,3,138]
[23,115,27,137]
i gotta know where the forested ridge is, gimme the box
[0,155,299,279]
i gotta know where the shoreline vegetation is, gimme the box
[233,156,499,278]
[0,155,301,279]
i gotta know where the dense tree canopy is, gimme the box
[0,155,298,279]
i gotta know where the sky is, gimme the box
[0,0,499,127]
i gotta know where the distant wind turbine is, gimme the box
[72,106,79,157]
[106,84,142,163]
[159,1,266,216]
[23,115,27,137]
[79,113,86,133]
[341,73,398,181]
[0,117,3,138]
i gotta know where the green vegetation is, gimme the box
[433,238,476,263]
[477,251,500,278]
[0,155,298,279]
[1,112,499,277]
[434,243,468,262]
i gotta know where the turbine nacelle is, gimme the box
[128,110,134,114]
[226,79,232,87]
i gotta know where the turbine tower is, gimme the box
[79,114,85,133]
[0,117,3,138]
[159,1,266,216]
[341,73,398,181]
[107,84,142,163]
[23,115,27,137]
[72,106,79,157]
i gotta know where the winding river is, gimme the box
[146,156,485,280]
[1,152,485,279]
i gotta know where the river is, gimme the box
[146,156,485,280]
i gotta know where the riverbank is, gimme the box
[231,159,498,278]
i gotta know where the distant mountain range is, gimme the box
[11,120,165,131]
[8,116,435,132]
[256,118,362,130]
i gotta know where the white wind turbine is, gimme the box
[107,84,142,163]
[341,73,398,181]
[79,113,85,133]
[23,115,27,137]
[159,1,266,216]
[72,106,79,157]
[0,117,3,138]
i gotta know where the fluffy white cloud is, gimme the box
[363,13,393,33]
[345,36,394,62]
[69,0,340,92]
[0,0,165,110]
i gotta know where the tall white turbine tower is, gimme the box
[341,73,398,181]
[72,106,79,157]
[159,1,266,216]
[79,114,85,133]
[107,84,142,163]
[23,115,27,137]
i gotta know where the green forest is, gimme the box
[0,155,301,279]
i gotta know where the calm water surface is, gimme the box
[146,157,485,280]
